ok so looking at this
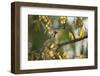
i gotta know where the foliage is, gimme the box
[28,15,88,60]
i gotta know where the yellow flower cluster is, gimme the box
[59,16,67,24]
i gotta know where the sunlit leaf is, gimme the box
[80,27,85,37]
[57,53,62,60]
[48,50,54,57]
[50,43,55,49]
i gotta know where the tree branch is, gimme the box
[56,35,88,51]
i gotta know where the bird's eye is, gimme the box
[54,31,58,34]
